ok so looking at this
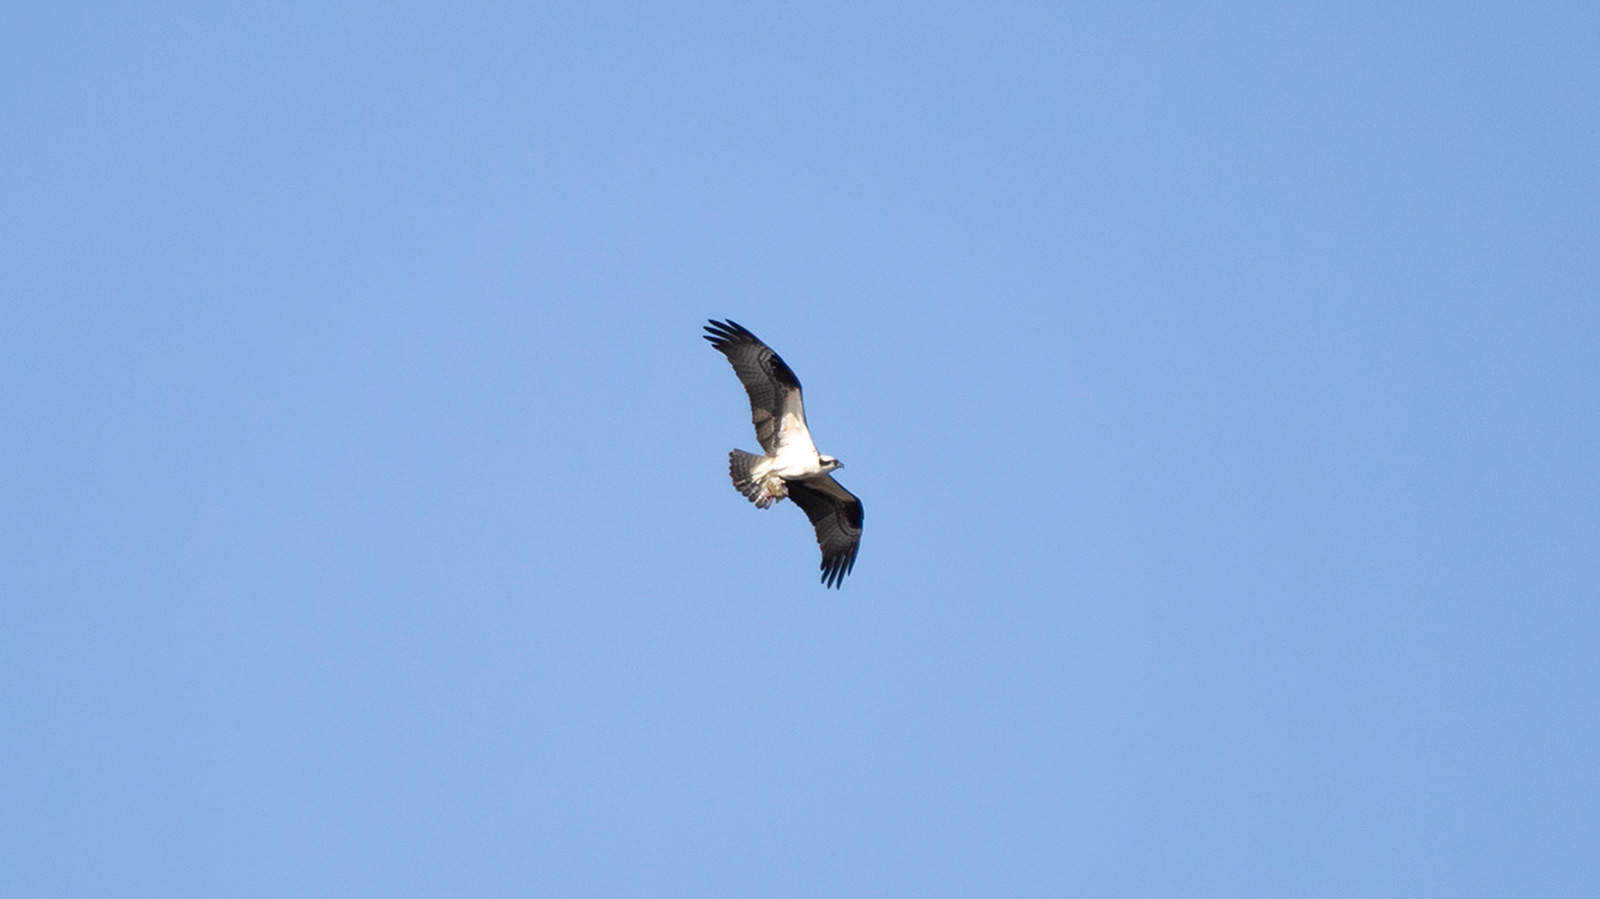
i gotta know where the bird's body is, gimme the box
[735,419,827,505]
[703,319,863,587]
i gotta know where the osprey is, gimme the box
[704,319,863,588]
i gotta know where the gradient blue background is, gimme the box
[3,2,1596,895]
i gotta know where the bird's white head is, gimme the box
[819,455,843,472]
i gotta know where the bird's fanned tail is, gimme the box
[729,450,784,508]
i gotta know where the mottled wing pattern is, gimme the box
[786,475,864,589]
[703,319,806,454]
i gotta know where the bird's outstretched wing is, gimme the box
[703,319,811,455]
[786,475,864,589]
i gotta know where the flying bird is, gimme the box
[704,319,863,588]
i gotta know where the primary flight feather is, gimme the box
[703,319,863,588]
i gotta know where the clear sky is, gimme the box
[3,2,1596,896]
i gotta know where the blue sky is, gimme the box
[3,2,1596,896]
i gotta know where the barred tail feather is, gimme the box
[729,450,783,508]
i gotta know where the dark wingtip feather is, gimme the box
[703,319,750,353]
[820,553,850,589]
[703,320,733,350]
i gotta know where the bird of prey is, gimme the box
[704,319,863,588]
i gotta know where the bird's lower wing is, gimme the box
[785,475,864,588]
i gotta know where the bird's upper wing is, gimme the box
[703,319,813,454]
[785,475,864,588]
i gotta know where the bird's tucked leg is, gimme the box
[760,474,788,507]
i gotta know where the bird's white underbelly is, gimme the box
[769,444,823,479]
[768,412,822,479]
